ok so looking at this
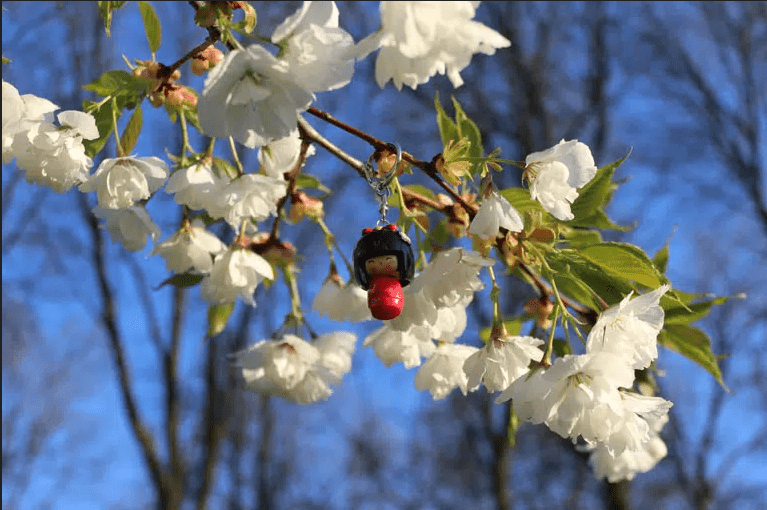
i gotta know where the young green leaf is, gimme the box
[577,242,669,289]
[661,294,730,325]
[84,70,147,99]
[658,324,728,390]
[569,152,628,221]
[138,1,162,54]
[154,273,205,290]
[82,99,116,158]
[434,93,458,147]
[97,1,127,37]
[119,105,143,156]
[499,187,547,216]
[207,303,235,338]
[652,243,670,274]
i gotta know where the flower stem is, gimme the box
[487,266,503,326]
[227,136,244,176]
[112,97,124,157]
[540,306,560,367]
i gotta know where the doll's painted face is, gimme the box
[365,254,399,278]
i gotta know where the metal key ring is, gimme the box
[363,143,402,226]
[363,143,402,189]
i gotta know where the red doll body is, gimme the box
[365,254,404,320]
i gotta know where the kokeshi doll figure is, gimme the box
[353,224,415,320]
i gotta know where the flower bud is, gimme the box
[191,57,209,76]
[524,297,555,330]
[448,202,469,238]
[165,85,198,112]
[202,47,224,67]
[148,90,165,108]
[289,191,324,223]
[250,233,297,269]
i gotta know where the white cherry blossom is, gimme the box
[313,331,357,385]
[525,139,598,221]
[415,343,479,400]
[363,324,436,369]
[2,82,59,164]
[165,159,229,212]
[151,220,227,274]
[271,1,340,43]
[205,173,287,229]
[312,276,372,322]
[93,205,161,252]
[198,44,314,148]
[234,331,356,404]
[468,189,523,239]
[258,129,315,179]
[7,96,98,193]
[2,81,25,162]
[273,2,355,93]
[586,285,670,369]
[588,434,668,483]
[80,156,169,209]
[356,1,511,90]
[463,334,543,393]
[200,247,274,306]
[497,352,636,445]
[413,247,494,307]
[586,402,670,482]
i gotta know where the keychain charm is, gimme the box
[353,144,415,320]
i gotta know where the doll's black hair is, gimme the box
[353,226,415,290]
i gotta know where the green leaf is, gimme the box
[569,153,628,221]
[404,184,436,200]
[296,173,331,193]
[499,187,547,216]
[181,105,203,133]
[662,294,729,325]
[82,99,116,158]
[561,229,603,248]
[138,1,162,54]
[451,97,484,175]
[658,324,728,390]
[434,93,458,147]
[119,105,143,156]
[155,273,205,290]
[570,209,632,231]
[388,184,436,208]
[547,249,634,306]
[97,1,127,37]
[552,338,573,357]
[207,303,235,338]
[84,70,147,99]
[653,243,670,274]
[551,272,603,311]
[577,242,669,289]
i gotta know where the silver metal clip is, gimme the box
[363,143,401,227]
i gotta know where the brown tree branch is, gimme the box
[77,193,168,503]
[166,285,186,510]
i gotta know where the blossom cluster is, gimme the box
[3,81,99,192]
[4,1,677,484]
[468,139,599,240]
[496,285,673,481]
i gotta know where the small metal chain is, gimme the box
[363,143,401,227]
